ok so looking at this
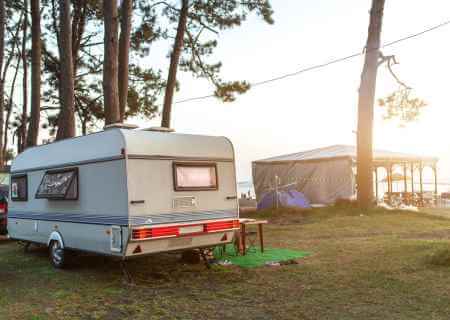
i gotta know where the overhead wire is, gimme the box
[172,19,450,105]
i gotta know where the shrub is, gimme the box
[427,248,450,267]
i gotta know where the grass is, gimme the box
[0,207,449,319]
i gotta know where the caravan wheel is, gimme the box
[49,240,66,269]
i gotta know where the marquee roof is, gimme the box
[254,145,438,165]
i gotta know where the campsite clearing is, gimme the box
[0,207,449,320]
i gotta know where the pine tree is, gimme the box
[26,0,41,147]
[103,0,120,125]
[356,0,385,208]
[55,0,76,140]
[159,0,274,128]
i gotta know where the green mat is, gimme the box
[213,244,310,268]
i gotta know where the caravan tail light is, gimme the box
[132,226,179,240]
[204,220,239,232]
[131,220,239,240]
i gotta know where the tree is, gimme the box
[2,7,24,159]
[26,0,41,147]
[0,0,5,166]
[18,0,28,152]
[159,0,274,128]
[356,0,385,208]
[56,0,76,140]
[161,0,188,128]
[118,0,132,122]
[103,0,120,125]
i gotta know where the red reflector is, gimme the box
[132,245,142,254]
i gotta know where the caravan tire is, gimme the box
[49,240,66,269]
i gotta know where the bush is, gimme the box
[427,248,450,267]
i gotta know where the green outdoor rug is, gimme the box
[213,244,310,268]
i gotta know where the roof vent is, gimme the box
[104,123,139,130]
[142,126,175,133]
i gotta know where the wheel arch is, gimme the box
[47,231,65,249]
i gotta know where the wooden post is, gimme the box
[374,167,379,202]
[258,224,264,253]
[403,164,407,204]
[410,163,415,205]
[388,164,392,204]
[419,163,424,207]
[241,223,246,256]
[403,164,407,192]
[433,164,438,206]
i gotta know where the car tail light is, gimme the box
[0,202,7,227]
[0,202,6,214]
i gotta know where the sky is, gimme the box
[129,0,450,184]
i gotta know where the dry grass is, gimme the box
[0,207,449,320]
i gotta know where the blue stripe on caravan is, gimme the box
[8,209,238,226]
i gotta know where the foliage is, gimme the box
[378,86,427,127]
[161,0,274,102]
[40,0,165,135]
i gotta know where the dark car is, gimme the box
[0,184,8,235]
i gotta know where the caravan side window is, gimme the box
[173,162,218,191]
[11,175,28,201]
[35,168,78,200]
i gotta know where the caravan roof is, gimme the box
[12,129,234,173]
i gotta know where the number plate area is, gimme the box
[179,225,203,235]
[168,237,193,247]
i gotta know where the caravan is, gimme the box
[7,127,239,268]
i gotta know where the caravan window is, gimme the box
[36,168,78,200]
[173,163,218,191]
[11,175,28,201]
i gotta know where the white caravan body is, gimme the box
[7,129,239,258]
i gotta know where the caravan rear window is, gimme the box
[35,168,78,200]
[11,175,28,201]
[173,163,218,191]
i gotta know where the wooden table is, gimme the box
[238,218,268,255]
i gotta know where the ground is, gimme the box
[0,207,449,320]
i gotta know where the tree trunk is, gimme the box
[103,0,120,126]
[118,0,132,122]
[0,0,5,167]
[56,0,76,140]
[2,15,23,158]
[356,0,385,208]
[72,0,87,74]
[161,0,189,128]
[3,55,21,157]
[19,0,29,153]
[27,0,41,148]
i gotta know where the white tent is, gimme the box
[252,145,438,205]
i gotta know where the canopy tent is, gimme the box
[252,145,438,205]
